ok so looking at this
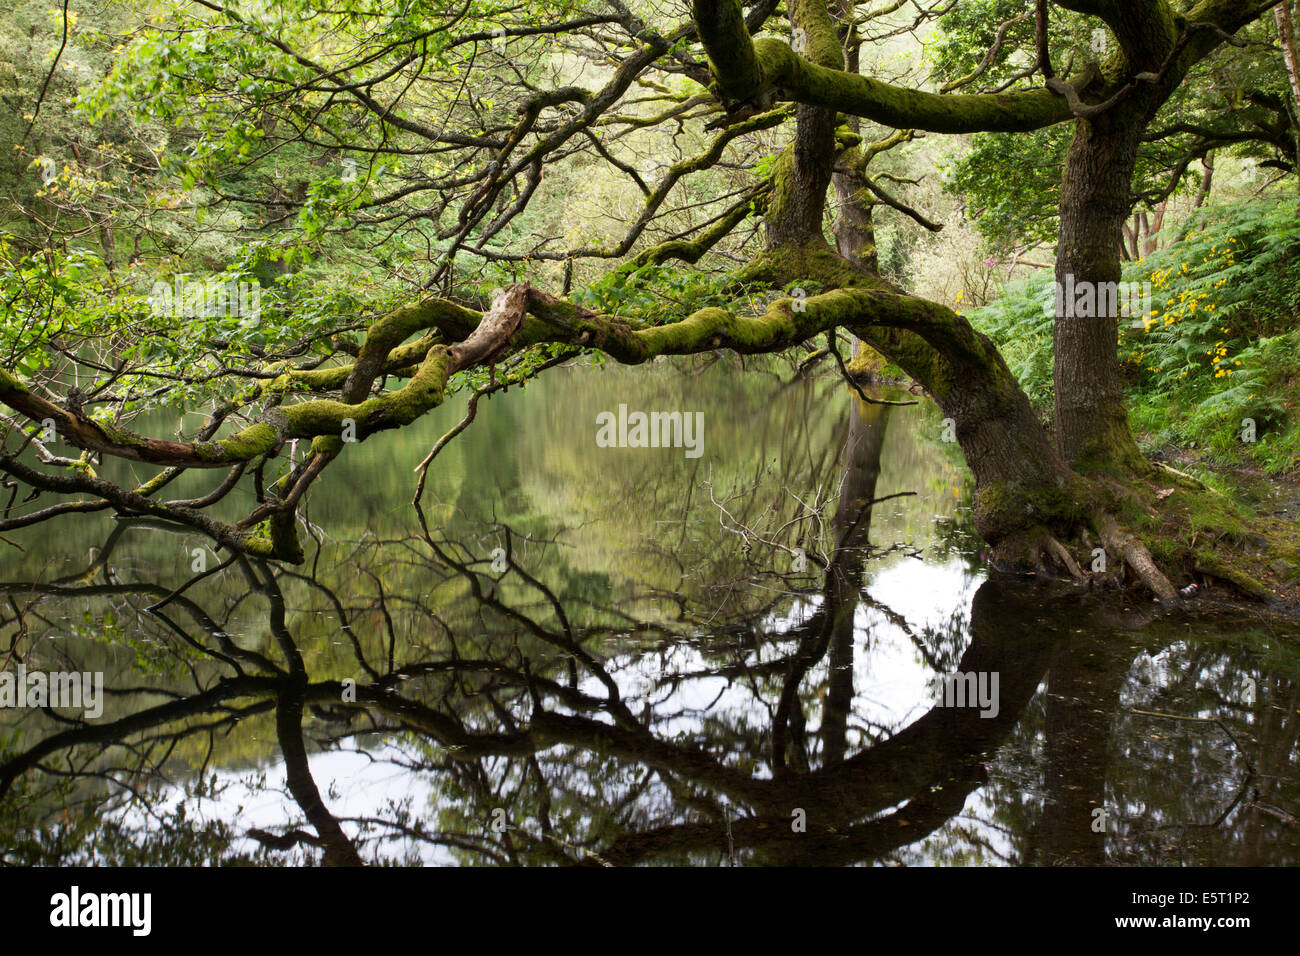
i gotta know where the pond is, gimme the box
[1,356,1297,865]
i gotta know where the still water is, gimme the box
[1,356,1297,865]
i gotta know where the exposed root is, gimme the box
[992,514,1186,606]
[1193,555,1275,602]
[994,527,1087,582]
[1043,534,1086,581]
[1096,513,1179,606]
[1156,461,1212,492]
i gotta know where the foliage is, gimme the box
[968,197,1300,473]
[573,262,768,325]
[933,8,1297,254]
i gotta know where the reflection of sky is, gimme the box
[119,746,455,865]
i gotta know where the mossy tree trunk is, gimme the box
[1053,105,1152,471]
[736,0,1183,598]
[828,3,877,273]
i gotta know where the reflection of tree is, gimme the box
[1101,620,1300,866]
[1027,603,1164,865]
[2,394,1298,866]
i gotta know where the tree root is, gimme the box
[1095,513,1178,605]
[1156,461,1211,492]
[994,514,1181,606]
[1043,533,1086,581]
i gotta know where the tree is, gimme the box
[941,4,1297,258]
[0,0,1293,602]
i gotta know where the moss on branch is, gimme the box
[692,0,1084,133]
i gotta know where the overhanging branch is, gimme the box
[692,0,1086,132]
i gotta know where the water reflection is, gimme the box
[0,360,1296,865]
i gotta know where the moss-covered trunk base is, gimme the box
[984,466,1300,611]
[741,241,1294,611]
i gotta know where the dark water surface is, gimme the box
[2,357,1297,865]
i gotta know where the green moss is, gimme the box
[218,422,278,460]
[845,341,886,378]
[973,482,1019,525]
[274,344,452,438]
[630,279,893,358]
[96,420,149,448]
[747,37,1073,133]
[241,534,276,558]
[790,0,844,69]
[238,515,305,564]
[279,398,361,435]
[1195,554,1273,601]
[266,365,350,395]
[133,471,171,495]
[269,510,305,563]
[312,435,343,455]
[974,478,1083,536]
[835,127,863,149]
[384,346,451,424]
[692,0,764,101]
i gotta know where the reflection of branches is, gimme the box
[412,346,582,503]
[1128,708,1258,775]
[703,477,915,571]
[0,510,1063,866]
